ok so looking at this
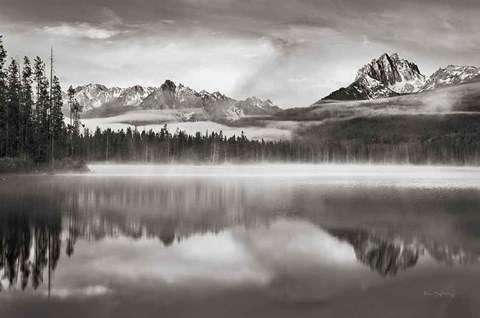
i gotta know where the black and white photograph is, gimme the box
[1,0,480,317]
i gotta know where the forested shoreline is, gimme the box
[0,35,84,172]
[1,35,480,171]
[75,118,480,165]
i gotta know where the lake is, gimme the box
[1,165,480,317]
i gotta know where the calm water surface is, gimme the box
[1,165,480,318]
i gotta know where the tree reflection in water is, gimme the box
[0,176,479,292]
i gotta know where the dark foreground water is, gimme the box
[1,165,480,318]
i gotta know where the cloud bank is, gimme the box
[1,0,480,107]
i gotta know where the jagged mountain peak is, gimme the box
[126,84,146,91]
[161,79,176,92]
[244,96,262,104]
[321,53,480,102]
[74,83,108,94]
[422,64,480,91]
[355,52,425,94]
[322,52,427,101]
[242,96,280,111]
[67,84,125,111]
[206,91,230,101]
[116,85,155,107]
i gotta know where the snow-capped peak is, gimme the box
[117,85,155,106]
[68,84,125,110]
[355,53,426,94]
[421,65,480,91]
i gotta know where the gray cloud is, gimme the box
[1,0,480,107]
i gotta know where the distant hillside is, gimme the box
[296,113,480,141]
[276,81,480,122]
[292,113,480,165]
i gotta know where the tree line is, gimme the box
[76,126,306,163]
[0,35,82,164]
[71,125,480,165]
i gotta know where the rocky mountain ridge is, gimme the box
[422,65,480,91]
[322,53,480,101]
[356,53,426,94]
[64,80,281,122]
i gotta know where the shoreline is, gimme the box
[3,160,480,175]
[0,157,89,175]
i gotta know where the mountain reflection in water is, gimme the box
[1,172,480,317]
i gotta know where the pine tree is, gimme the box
[50,75,64,159]
[66,85,75,157]
[33,56,50,163]
[72,99,82,134]
[66,85,82,157]
[6,58,21,156]
[0,35,8,157]
[21,57,34,158]
[67,85,75,127]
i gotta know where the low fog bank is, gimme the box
[77,113,292,141]
[82,164,480,188]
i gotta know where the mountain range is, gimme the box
[64,53,480,127]
[321,53,480,101]
[63,80,281,122]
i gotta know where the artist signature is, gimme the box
[423,291,455,298]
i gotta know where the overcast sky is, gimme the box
[1,0,480,108]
